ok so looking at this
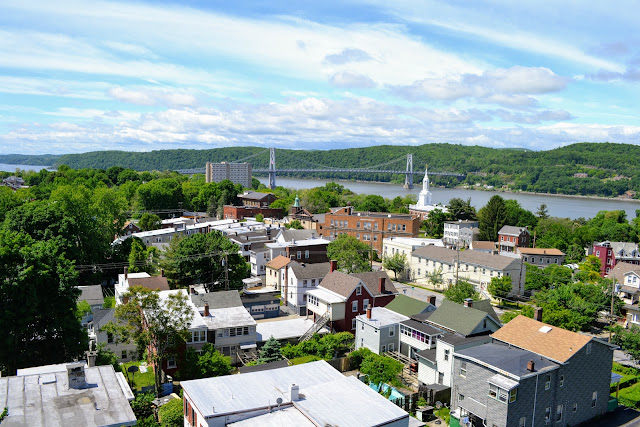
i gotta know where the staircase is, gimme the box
[299,312,331,342]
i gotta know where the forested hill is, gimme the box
[4,142,640,197]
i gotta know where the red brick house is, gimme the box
[223,205,284,220]
[318,206,421,254]
[238,191,277,207]
[306,265,397,332]
[498,225,530,253]
[592,241,640,277]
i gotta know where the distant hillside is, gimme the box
[0,154,61,166]
[5,142,640,197]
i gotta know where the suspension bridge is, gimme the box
[176,147,465,189]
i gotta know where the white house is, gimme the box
[283,261,331,315]
[355,307,409,354]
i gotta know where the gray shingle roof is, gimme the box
[412,246,520,270]
[400,319,442,336]
[77,285,104,306]
[352,271,397,296]
[456,342,557,377]
[498,225,530,236]
[318,271,396,298]
[279,229,317,242]
[423,299,499,336]
[191,290,243,309]
[239,191,275,201]
[91,308,115,328]
[289,261,331,280]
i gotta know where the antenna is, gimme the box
[276,397,283,407]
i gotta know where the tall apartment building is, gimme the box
[318,206,421,254]
[205,162,252,188]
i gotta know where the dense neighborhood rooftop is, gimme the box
[412,245,520,270]
[455,342,557,378]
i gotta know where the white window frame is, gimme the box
[351,318,357,330]
[352,300,358,312]
[356,286,362,295]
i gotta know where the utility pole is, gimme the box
[370,238,373,270]
[609,278,617,343]
[222,253,229,291]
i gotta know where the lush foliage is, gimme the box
[327,234,372,273]
[611,325,640,363]
[180,344,232,380]
[443,280,480,303]
[281,332,354,360]
[478,195,508,241]
[258,337,284,364]
[130,392,156,420]
[360,353,403,387]
[158,398,184,427]
[104,287,193,396]
[487,276,513,300]
[382,252,408,280]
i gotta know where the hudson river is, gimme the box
[258,177,640,220]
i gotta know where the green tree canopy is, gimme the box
[447,198,477,221]
[382,252,408,280]
[138,213,162,231]
[443,280,481,304]
[180,343,231,380]
[487,276,513,300]
[327,234,371,274]
[360,353,403,386]
[258,336,284,364]
[477,195,508,241]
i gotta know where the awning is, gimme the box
[620,286,640,295]
[240,343,257,350]
[612,372,623,385]
[488,374,518,391]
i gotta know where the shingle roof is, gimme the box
[77,285,104,306]
[191,290,243,309]
[279,229,317,242]
[423,299,498,336]
[517,247,565,256]
[128,276,170,291]
[471,241,497,251]
[318,272,362,298]
[385,294,434,317]
[241,292,280,304]
[289,261,331,280]
[607,262,640,284]
[266,255,291,270]
[491,315,593,363]
[456,342,558,377]
[352,271,397,296]
[498,225,530,236]
[412,246,520,270]
[239,191,275,201]
[91,308,115,328]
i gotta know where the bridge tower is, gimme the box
[268,147,277,189]
[403,153,414,189]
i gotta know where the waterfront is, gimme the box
[258,176,640,220]
[0,163,51,172]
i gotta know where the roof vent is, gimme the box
[539,326,552,333]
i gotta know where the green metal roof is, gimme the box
[385,294,432,317]
[424,299,499,336]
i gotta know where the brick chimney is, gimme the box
[428,296,436,306]
[527,360,535,372]
[534,307,543,322]
[463,298,473,308]
[66,362,86,389]
[379,277,385,294]
[86,350,97,368]
[366,306,372,319]
[330,260,337,273]
[124,266,128,280]
[204,303,210,317]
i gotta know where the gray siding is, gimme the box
[355,319,400,354]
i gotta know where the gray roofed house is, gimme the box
[412,245,520,270]
[276,228,317,243]
[352,271,398,296]
[455,342,557,378]
[320,271,396,298]
[88,308,137,362]
[0,363,136,426]
[190,290,243,309]
[385,294,437,317]
[77,285,104,308]
[354,307,409,355]
[420,299,501,337]
[288,260,330,279]
[282,261,331,315]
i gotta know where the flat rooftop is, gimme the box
[306,287,344,304]
[357,307,409,328]
[0,365,136,427]
[256,317,329,342]
[202,306,257,329]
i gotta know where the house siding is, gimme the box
[355,321,400,354]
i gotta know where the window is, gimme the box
[438,372,444,384]
[167,358,176,369]
[352,300,358,312]
[545,407,551,422]
[305,250,309,259]
[356,286,362,295]
[357,221,360,228]
[545,375,551,390]
[122,350,127,359]
[297,251,302,259]
[460,361,467,377]
[388,343,394,351]
[459,393,464,401]
[444,349,450,361]
[586,342,592,354]
[356,233,360,239]
[389,327,395,337]
[559,375,564,387]
[381,345,386,352]
[573,403,578,412]
[556,405,563,422]
[509,388,517,403]
[518,417,526,427]
[363,299,369,309]
[489,384,509,403]
[303,279,308,287]
[351,318,357,330]
[107,332,113,343]
[308,295,318,306]
[592,391,597,407]
[596,250,600,256]
[361,322,365,330]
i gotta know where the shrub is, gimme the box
[158,398,183,427]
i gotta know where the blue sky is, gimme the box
[1,0,639,154]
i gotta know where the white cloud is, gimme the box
[329,71,376,89]
[108,87,198,107]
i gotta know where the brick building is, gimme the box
[592,241,640,277]
[238,191,277,207]
[318,206,421,254]
[223,205,283,220]
[498,225,530,253]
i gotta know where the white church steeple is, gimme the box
[417,166,432,207]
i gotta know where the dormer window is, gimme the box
[356,286,362,296]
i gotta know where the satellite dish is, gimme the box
[127,365,139,373]
[435,401,442,409]
[276,398,283,406]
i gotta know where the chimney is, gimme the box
[367,306,372,319]
[534,307,543,322]
[161,268,165,277]
[429,296,436,306]
[124,266,128,280]
[463,298,473,308]
[66,362,86,389]
[290,384,300,401]
[204,303,210,317]
[527,360,535,372]
[330,260,337,273]
[379,277,385,294]
[86,350,97,368]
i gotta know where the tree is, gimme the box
[477,195,508,241]
[575,255,602,282]
[158,397,183,427]
[382,252,408,280]
[138,213,162,231]
[180,344,231,380]
[500,305,535,324]
[259,336,284,363]
[163,232,249,291]
[255,213,264,222]
[504,199,537,229]
[136,178,183,211]
[286,220,304,230]
[129,239,158,273]
[0,230,87,375]
[105,287,193,396]
[537,203,549,219]
[611,325,640,364]
[423,208,448,238]
[443,280,480,304]
[487,276,513,300]
[327,234,371,273]
[356,195,389,212]
[426,266,444,289]
[360,353,403,386]
[447,198,476,221]
[95,343,120,372]
[76,300,93,322]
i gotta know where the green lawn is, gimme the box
[290,355,321,365]
[121,361,155,391]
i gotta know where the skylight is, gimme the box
[539,326,552,333]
